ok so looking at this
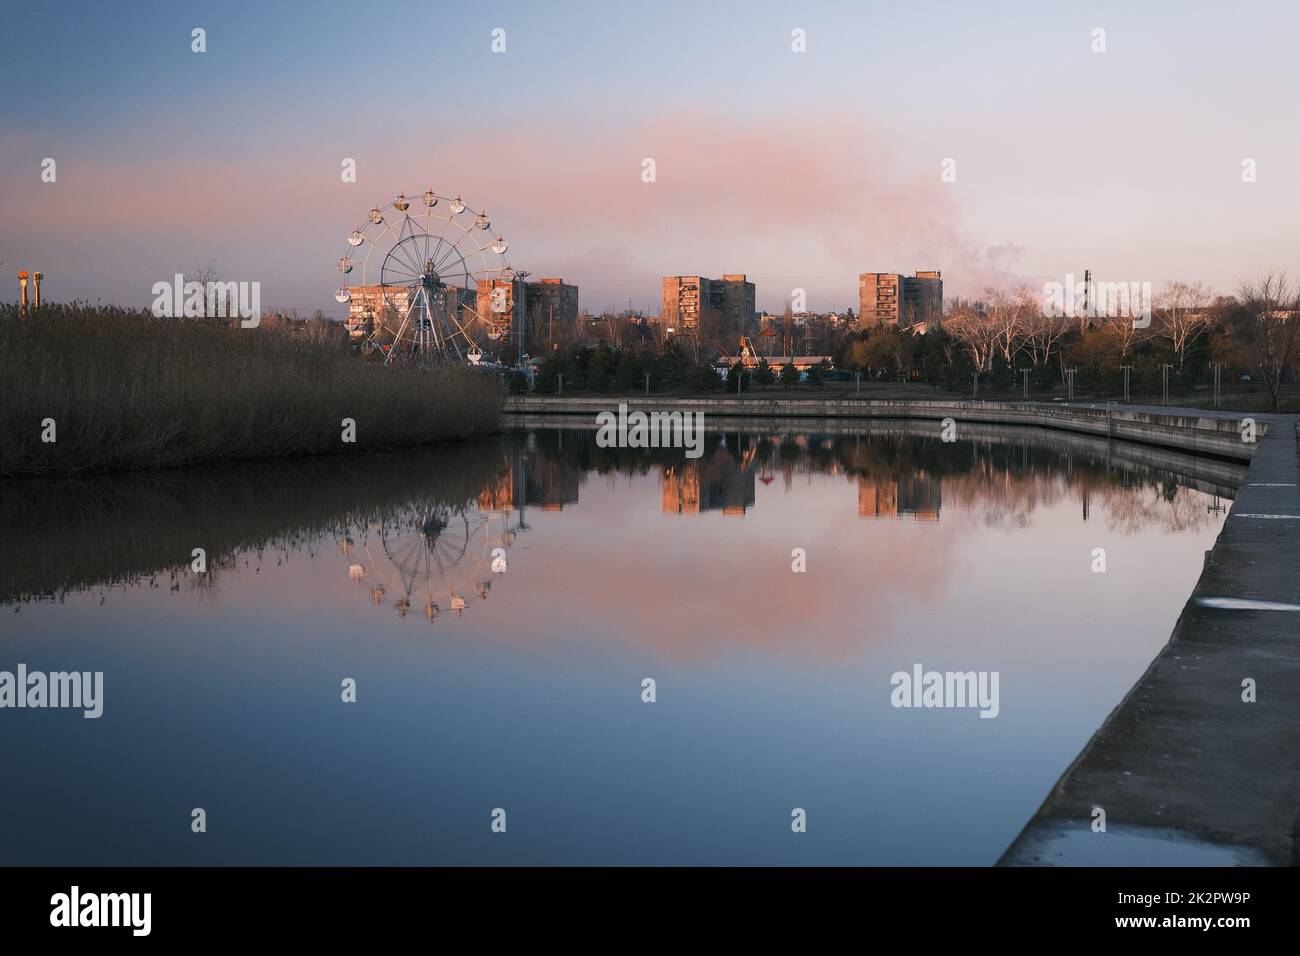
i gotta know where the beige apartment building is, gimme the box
[345,285,408,337]
[858,271,943,328]
[345,284,474,338]
[662,274,756,335]
[476,275,529,343]
[478,276,581,354]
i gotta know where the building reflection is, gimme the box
[525,456,581,511]
[0,425,1241,610]
[504,427,1230,533]
[661,445,757,516]
[857,474,941,521]
[857,479,898,518]
[898,474,942,521]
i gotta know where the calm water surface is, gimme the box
[0,423,1235,865]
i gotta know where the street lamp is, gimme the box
[1161,363,1173,406]
[1119,364,1132,403]
[501,267,530,369]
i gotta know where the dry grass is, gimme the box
[0,302,503,476]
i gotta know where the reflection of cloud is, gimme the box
[503,476,968,663]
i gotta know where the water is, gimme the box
[0,422,1237,865]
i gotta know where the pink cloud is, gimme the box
[0,113,1025,311]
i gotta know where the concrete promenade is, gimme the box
[1000,414,1300,865]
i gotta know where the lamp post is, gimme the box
[1065,366,1078,402]
[1119,364,1132,403]
[501,266,529,369]
[1211,361,1225,408]
[1020,368,1030,400]
[1161,363,1173,406]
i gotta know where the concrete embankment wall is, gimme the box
[505,411,1249,496]
[502,396,1259,464]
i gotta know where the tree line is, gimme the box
[836,273,1300,411]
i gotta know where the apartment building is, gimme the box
[476,275,528,345]
[525,278,579,350]
[858,271,943,328]
[662,274,757,335]
[344,284,473,338]
[906,271,943,327]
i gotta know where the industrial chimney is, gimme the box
[32,271,43,309]
[17,271,28,314]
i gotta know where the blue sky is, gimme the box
[3,0,1297,314]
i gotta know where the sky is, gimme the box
[2,0,1298,317]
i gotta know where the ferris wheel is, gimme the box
[334,190,515,365]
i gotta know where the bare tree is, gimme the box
[987,286,1035,365]
[695,305,730,360]
[182,261,221,319]
[523,300,549,355]
[1155,280,1213,368]
[1097,295,1155,363]
[946,295,1003,372]
[1237,271,1300,412]
[601,310,627,349]
[1026,303,1070,371]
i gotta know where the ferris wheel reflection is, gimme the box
[337,465,532,624]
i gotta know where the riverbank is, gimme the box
[504,395,1261,462]
[505,412,1250,495]
[0,304,502,477]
